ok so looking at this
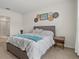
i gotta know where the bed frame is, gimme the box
[7,26,55,59]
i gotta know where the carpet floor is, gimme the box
[0,42,78,59]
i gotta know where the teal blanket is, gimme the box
[16,34,42,42]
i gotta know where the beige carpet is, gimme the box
[0,42,78,59]
[0,38,7,43]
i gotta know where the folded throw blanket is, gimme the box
[16,34,42,42]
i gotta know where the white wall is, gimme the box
[0,8,23,36]
[23,0,77,48]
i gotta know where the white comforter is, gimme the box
[7,35,55,59]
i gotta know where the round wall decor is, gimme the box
[34,18,38,23]
[53,12,59,18]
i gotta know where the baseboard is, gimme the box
[64,45,75,49]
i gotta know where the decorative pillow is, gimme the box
[39,30,54,36]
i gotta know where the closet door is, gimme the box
[0,17,10,37]
[5,21,10,36]
[0,21,2,36]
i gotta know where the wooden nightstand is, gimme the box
[54,36,65,48]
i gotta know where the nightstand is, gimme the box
[54,36,65,48]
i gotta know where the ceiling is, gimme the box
[0,0,69,14]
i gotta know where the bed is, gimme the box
[7,26,55,59]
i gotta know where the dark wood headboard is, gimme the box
[34,26,55,36]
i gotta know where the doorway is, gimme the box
[0,16,10,42]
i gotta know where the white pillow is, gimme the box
[32,28,43,34]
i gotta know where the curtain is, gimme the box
[75,26,79,56]
[75,0,79,56]
[75,0,79,54]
